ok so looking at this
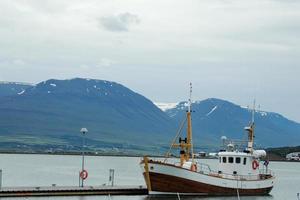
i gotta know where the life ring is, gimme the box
[80,170,88,180]
[252,160,259,170]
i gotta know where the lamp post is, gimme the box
[80,128,88,187]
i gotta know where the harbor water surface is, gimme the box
[0,153,299,200]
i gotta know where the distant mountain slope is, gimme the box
[0,78,175,152]
[165,98,300,149]
[0,82,33,97]
[0,79,299,153]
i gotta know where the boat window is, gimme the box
[229,157,234,163]
[236,157,241,164]
[219,157,221,163]
[222,157,227,163]
[243,157,247,165]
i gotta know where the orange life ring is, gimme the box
[80,170,88,180]
[252,160,259,170]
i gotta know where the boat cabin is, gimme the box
[218,151,259,177]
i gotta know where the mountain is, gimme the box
[0,82,32,97]
[0,79,299,154]
[0,78,175,153]
[165,98,300,150]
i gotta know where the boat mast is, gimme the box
[245,100,255,153]
[171,83,194,166]
[187,83,193,162]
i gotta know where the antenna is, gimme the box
[252,99,256,124]
[188,83,192,113]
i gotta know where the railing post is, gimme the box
[0,169,2,189]
[109,169,115,186]
[78,171,81,187]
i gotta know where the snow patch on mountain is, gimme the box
[240,105,268,117]
[0,81,34,86]
[240,105,248,109]
[17,90,25,95]
[260,111,267,117]
[154,102,178,111]
[206,106,218,116]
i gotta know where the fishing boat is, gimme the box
[140,84,275,196]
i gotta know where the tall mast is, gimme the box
[171,83,194,166]
[245,100,255,153]
[188,83,192,113]
[186,83,193,161]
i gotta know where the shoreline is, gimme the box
[0,151,163,158]
[0,151,298,162]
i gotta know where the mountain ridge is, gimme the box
[0,78,175,153]
[0,78,299,153]
[165,98,300,149]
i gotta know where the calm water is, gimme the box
[0,154,299,200]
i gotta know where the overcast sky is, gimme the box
[0,0,300,122]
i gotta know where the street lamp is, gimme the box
[80,128,88,187]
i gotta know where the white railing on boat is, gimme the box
[195,163,274,181]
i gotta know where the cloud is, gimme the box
[79,64,90,70]
[79,58,116,70]
[97,58,116,67]
[12,59,26,65]
[99,12,140,32]
[0,58,27,67]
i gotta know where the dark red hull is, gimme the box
[144,172,273,196]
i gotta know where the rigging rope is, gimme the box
[163,116,187,163]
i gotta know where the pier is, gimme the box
[0,185,148,197]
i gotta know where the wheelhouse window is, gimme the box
[229,157,234,163]
[222,157,227,163]
[219,157,221,163]
[243,157,247,165]
[236,157,241,164]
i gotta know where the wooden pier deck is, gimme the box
[0,185,148,197]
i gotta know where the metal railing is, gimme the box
[195,163,274,181]
[196,163,212,174]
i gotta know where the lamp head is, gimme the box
[80,128,88,134]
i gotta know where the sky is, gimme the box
[0,0,300,122]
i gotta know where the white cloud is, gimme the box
[99,12,140,32]
[79,64,90,70]
[97,58,116,67]
[12,59,26,65]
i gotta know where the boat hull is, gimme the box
[141,161,274,196]
[144,172,273,196]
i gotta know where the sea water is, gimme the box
[0,153,299,200]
